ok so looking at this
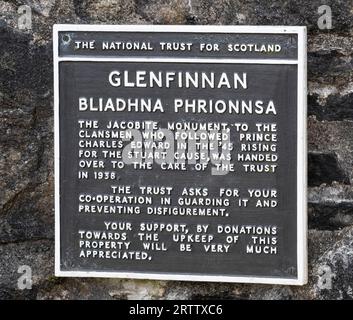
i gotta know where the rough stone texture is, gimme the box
[308,152,350,187]
[1,0,353,300]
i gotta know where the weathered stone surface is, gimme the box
[308,117,353,184]
[192,0,353,32]
[308,185,353,230]
[307,33,353,121]
[309,184,353,203]
[309,93,353,121]
[1,0,353,300]
[74,0,141,23]
[0,24,53,247]
[0,240,53,299]
[311,227,353,299]
[308,152,350,187]
[136,0,192,24]
[309,202,353,230]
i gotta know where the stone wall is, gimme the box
[1,0,353,299]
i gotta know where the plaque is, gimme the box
[54,25,307,285]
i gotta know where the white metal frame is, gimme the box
[54,24,307,285]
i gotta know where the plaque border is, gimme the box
[53,24,307,285]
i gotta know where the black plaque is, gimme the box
[54,25,307,284]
